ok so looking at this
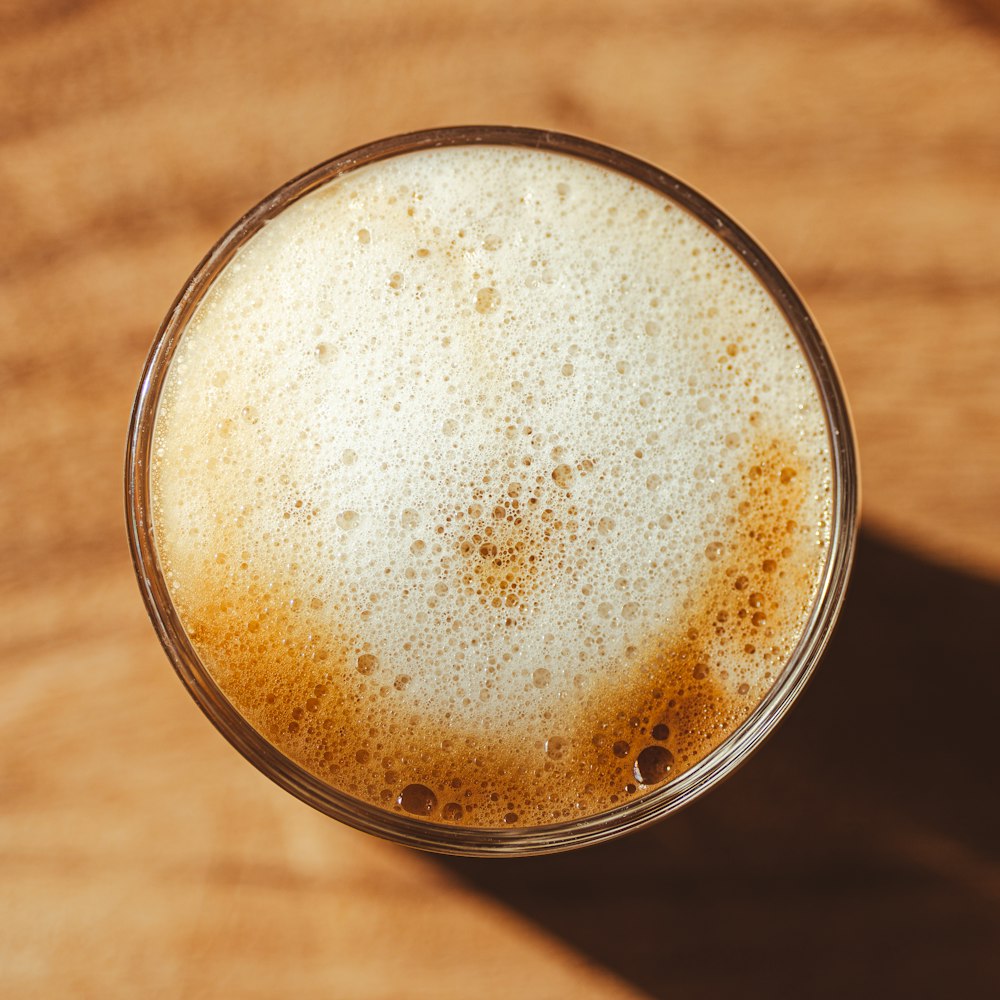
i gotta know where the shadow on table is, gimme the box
[439,532,1000,998]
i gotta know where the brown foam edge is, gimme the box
[165,429,824,829]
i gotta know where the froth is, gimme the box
[152,145,832,827]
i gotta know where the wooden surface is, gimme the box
[2,1,998,997]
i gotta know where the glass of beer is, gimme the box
[126,127,858,855]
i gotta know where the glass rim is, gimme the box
[126,125,859,857]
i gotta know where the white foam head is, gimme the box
[152,144,832,826]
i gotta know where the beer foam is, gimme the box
[151,145,832,827]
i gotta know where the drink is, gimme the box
[130,128,856,851]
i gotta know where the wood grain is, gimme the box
[2,1,998,997]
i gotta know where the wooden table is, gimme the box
[2,2,998,996]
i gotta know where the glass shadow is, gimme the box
[438,531,1000,998]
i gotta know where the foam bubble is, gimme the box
[151,145,833,828]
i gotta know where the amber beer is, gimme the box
[128,128,857,854]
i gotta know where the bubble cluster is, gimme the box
[151,144,833,828]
